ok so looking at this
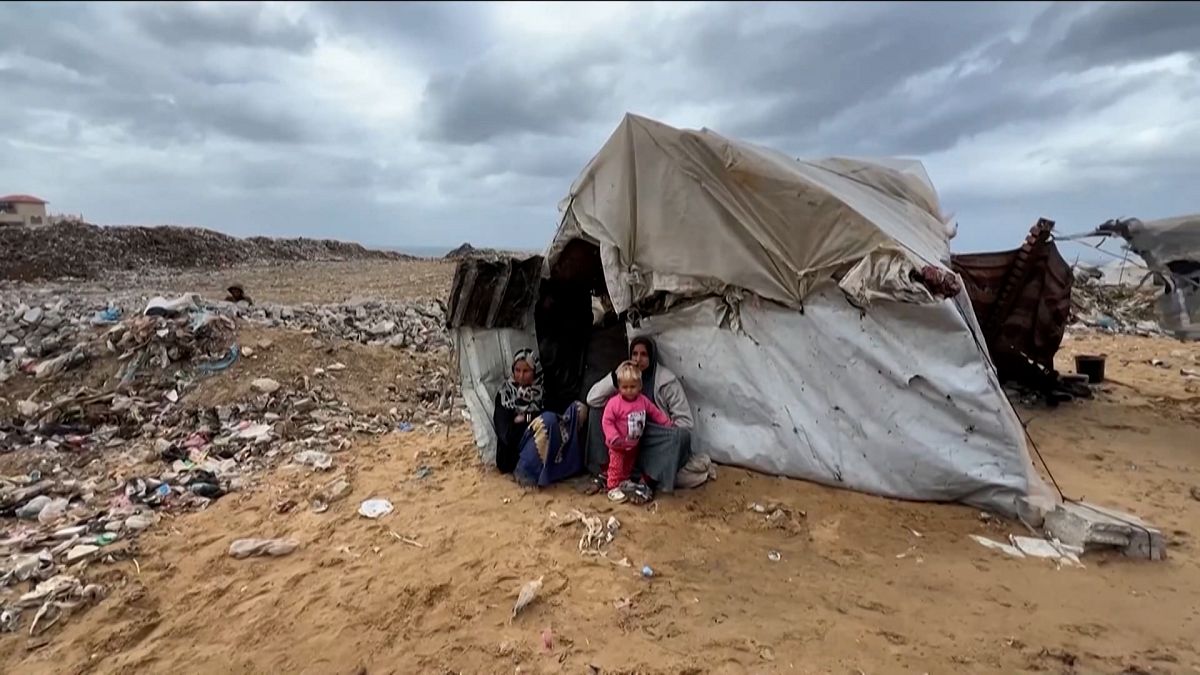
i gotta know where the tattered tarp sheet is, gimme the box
[549,113,955,313]
[637,287,1052,514]
[454,325,537,465]
[1123,214,1200,265]
[951,223,1073,372]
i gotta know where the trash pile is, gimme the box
[1,292,436,638]
[244,299,450,352]
[0,221,414,282]
[1069,266,1163,335]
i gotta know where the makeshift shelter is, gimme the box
[951,219,1076,398]
[451,113,1053,515]
[1086,215,1200,340]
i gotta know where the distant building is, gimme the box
[0,194,49,228]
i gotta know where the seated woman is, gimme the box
[584,336,714,492]
[493,349,543,474]
[513,402,588,488]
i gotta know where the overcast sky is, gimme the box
[2,1,1197,253]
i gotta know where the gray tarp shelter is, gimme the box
[453,113,1054,516]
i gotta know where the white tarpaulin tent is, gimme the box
[454,113,1053,515]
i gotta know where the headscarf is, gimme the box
[498,348,544,414]
[629,336,658,404]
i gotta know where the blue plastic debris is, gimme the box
[198,344,240,373]
[641,565,654,578]
[397,422,414,432]
[90,307,122,326]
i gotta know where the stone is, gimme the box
[16,495,52,520]
[1043,501,1166,561]
[104,521,124,532]
[66,544,100,563]
[20,307,44,326]
[327,362,347,372]
[16,400,39,417]
[1,334,18,346]
[252,377,281,394]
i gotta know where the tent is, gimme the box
[451,113,1054,516]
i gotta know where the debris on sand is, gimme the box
[511,576,544,622]
[228,538,300,559]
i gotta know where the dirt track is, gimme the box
[2,261,1199,674]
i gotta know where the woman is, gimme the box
[584,336,714,492]
[513,402,588,488]
[493,349,543,474]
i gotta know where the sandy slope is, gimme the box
[2,261,1198,674]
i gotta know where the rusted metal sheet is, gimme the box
[951,219,1074,384]
[446,255,544,330]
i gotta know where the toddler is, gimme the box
[602,361,672,499]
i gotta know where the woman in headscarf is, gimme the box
[493,348,544,474]
[513,401,588,488]
[584,336,714,493]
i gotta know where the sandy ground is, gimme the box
[3,261,1200,675]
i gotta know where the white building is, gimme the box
[0,194,49,227]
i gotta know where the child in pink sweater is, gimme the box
[602,361,672,498]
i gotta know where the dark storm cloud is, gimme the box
[1051,1,1200,66]
[1,1,1197,251]
[131,2,318,52]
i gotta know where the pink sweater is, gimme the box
[602,393,672,451]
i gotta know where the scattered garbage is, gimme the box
[358,498,394,519]
[252,378,282,394]
[767,550,782,562]
[228,538,300,559]
[970,534,1026,558]
[293,450,334,471]
[641,565,654,578]
[511,576,544,622]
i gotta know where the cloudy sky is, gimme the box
[2,1,1197,253]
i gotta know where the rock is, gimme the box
[1190,486,1200,502]
[252,377,281,394]
[66,544,100,563]
[17,495,52,520]
[1043,501,1166,561]
[327,362,347,372]
[16,399,39,417]
[21,307,44,326]
[104,521,124,533]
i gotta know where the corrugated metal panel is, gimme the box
[446,256,543,329]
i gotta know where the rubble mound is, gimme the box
[1070,267,1163,335]
[0,222,412,282]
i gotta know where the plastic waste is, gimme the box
[641,565,654,578]
[511,576,544,621]
[90,307,121,326]
[397,422,414,432]
[197,344,240,373]
[37,498,70,525]
[294,450,334,471]
[16,495,51,520]
[357,498,394,519]
[143,294,200,317]
[767,550,782,562]
[228,538,300,559]
[189,483,224,499]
